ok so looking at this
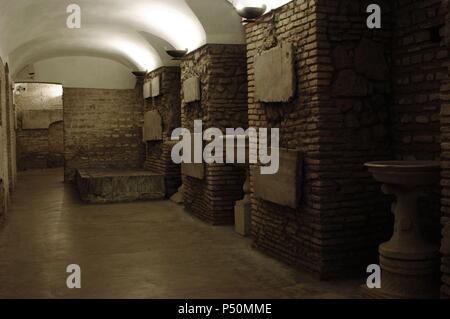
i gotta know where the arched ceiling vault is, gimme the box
[0,0,291,78]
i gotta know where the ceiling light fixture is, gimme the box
[132,71,148,81]
[235,3,267,22]
[165,48,188,60]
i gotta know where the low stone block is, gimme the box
[143,110,163,141]
[252,149,302,209]
[151,76,161,97]
[22,109,63,130]
[235,199,251,236]
[76,169,165,203]
[183,77,201,103]
[182,163,204,180]
[254,43,295,103]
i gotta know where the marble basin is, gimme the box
[364,160,441,298]
[365,161,440,188]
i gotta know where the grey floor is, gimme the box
[0,169,362,299]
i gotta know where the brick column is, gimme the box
[440,0,450,299]
[180,44,248,225]
[143,67,182,197]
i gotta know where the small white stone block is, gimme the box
[143,110,163,142]
[143,81,151,99]
[151,76,161,97]
[254,43,295,103]
[183,77,201,103]
[235,200,251,236]
[22,109,63,130]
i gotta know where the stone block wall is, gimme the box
[180,44,248,225]
[63,88,144,182]
[246,0,394,279]
[143,67,182,197]
[15,83,63,170]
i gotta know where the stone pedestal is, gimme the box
[365,161,441,299]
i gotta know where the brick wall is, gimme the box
[0,58,15,224]
[440,0,450,300]
[180,44,248,225]
[6,72,16,190]
[245,0,394,279]
[15,83,63,170]
[143,67,182,197]
[392,0,448,161]
[63,88,144,182]
[392,1,449,283]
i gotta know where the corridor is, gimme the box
[0,169,361,299]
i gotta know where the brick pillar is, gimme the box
[143,67,182,197]
[180,44,248,225]
[440,0,450,299]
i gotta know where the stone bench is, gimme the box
[76,169,165,204]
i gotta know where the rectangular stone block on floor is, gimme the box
[76,169,165,204]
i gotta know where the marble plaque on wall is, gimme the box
[22,109,63,130]
[151,76,161,97]
[143,81,151,99]
[182,163,205,180]
[254,43,295,103]
[252,149,302,209]
[143,110,163,142]
[183,77,201,103]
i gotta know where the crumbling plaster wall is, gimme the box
[15,83,63,170]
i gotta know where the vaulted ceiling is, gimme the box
[0,0,291,77]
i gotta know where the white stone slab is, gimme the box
[143,110,163,142]
[151,76,161,97]
[143,81,151,99]
[183,77,201,103]
[252,149,302,209]
[254,43,295,103]
[22,109,63,130]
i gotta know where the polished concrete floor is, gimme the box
[0,169,362,299]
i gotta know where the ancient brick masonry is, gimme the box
[180,44,248,225]
[143,67,182,197]
[392,0,448,161]
[0,58,16,224]
[440,0,450,299]
[15,83,63,170]
[63,88,144,182]
[246,0,395,279]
